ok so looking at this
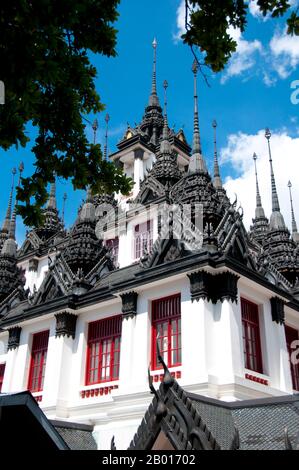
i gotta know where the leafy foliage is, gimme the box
[182,0,298,72]
[0,0,133,227]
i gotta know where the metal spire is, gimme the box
[159,80,171,155]
[62,192,67,225]
[265,128,286,230]
[252,152,267,219]
[47,177,57,210]
[149,38,160,107]
[265,128,280,212]
[189,60,207,173]
[92,118,98,145]
[104,113,110,161]
[1,167,16,233]
[9,161,24,241]
[212,120,222,189]
[288,181,299,237]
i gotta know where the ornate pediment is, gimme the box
[135,175,166,205]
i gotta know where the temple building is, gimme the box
[0,40,299,451]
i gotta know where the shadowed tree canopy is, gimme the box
[182,0,299,72]
[0,1,298,226]
[0,0,133,227]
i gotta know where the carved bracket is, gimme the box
[270,297,285,324]
[55,312,77,339]
[188,271,239,304]
[120,291,138,319]
[7,326,22,351]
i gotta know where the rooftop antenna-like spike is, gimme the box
[8,162,23,241]
[212,120,222,189]
[159,80,171,154]
[2,167,16,233]
[149,38,160,107]
[189,60,206,173]
[104,113,110,161]
[92,118,99,145]
[265,128,280,212]
[288,181,298,235]
[62,192,67,225]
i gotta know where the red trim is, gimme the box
[245,373,268,386]
[85,316,122,385]
[27,330,49,393]
[241,298,263,374]
[0,363,6,392]
[151,294,181,370]
[285,325,299,391]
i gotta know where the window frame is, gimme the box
[134,220,153,259]
[151,294,181,371]
[241,297,263,374]
[27,330,49,393]
[85,315,122,386]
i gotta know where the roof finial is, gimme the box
[159,80,171,154]
[253,152,266,219]
[288,181,299,240]
[104,113,110,161]
[1,167,16,234]
[212,120,222,189]
[189,60,207,173]
[62,192,67,225]
[92,118,98,145]
[47,176,57,210]
[265,128,280,213]
[8,162,24,241]
[149,38,160,107]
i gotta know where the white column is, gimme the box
[42,315,76,416]
[119,315,136,393]
[1,348,18,393]
[130,295,149,393]
[133,149,144,196]
[263,300,293,393]
[209,299,243,385]
[181,296,207,385]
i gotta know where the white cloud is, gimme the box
[221,129,299,230]
[270,28,299,78]
[248,0,265,19]
[174,0,189,42]
[221,26,262,83]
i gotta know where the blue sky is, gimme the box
[1,0,299,242]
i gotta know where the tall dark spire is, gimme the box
[104,113,110,161]
[149,80,181,188]
[212,120,222,189]
[189,60,206,173]
[149,38,160,107]
[253,153,265,218]
[160,80,170,153]
[249,153,269,244]
[0,168,16,250]
[47,178,57,210]
[265,128,280,213]
[92,118,98,145]
[265,128,286,230]
[288,181,299,243]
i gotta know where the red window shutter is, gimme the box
[28,330,49,393]
[151,294,181,370]
[0,363,6,392]
[285,325,299,391]
[241,298,263,374]
[86,315,122,385]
